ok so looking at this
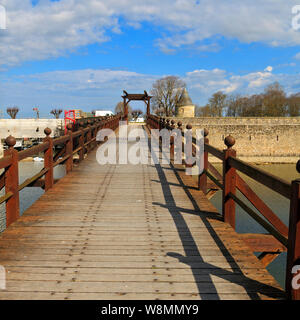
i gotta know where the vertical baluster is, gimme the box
[123,98,128,124]
[4,136,19,227]
[79,122,84,162]
[222,135,236,229]
[166,119,170,130]
[286,161,300,300]
[65,123,73,173]
[44,128,54,191]
[198,128,209,193]
[175,121,183,164]
[91,120,96,150]
[86,120,92,153]
[184,124,194,168]
[170,120,176,159]
[95,120,100,146]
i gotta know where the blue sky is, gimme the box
[0,0,300,118]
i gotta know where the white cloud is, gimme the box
[184,66,300,102]
[264,66,273,72]
[0,1,300,66]
[0,68,159,116]
[1,66,300,115]
[294,52,300,60]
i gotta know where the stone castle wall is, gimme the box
[0,119,64,140]
[166,117,300,163]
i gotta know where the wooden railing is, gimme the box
[0,114,121,228]
[146,114,300,300]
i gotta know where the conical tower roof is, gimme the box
[177,88,193,107]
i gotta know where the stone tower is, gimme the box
[175,88,195,117]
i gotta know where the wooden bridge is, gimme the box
[0,113,299,300]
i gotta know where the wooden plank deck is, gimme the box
[0,125,285,300]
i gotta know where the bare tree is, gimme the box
[199,82,298,118]
[287,93,300,116]
[7,107,19,119]
[154,107,165,117]
[131,109,143,121]
[263,82,287,116]
[195,104,212,117]
[208,91,227,117]
[226,94,242,117]
[115,101,132,117]
[151,76,186,117]
[50,109,63,119]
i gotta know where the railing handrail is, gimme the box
[0,113,121,218]
[0,155,12,170]
[228,156,291,199]
[146,114,300,300]
[147,114,292,196]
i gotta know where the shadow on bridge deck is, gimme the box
[0,125,285,300]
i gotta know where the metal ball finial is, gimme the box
[44,127,52,136]
[296,160,300,174]
[5,135,16,148]
[224,135,235,149]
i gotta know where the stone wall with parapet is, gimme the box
[0,119,64,140]
[166,117,300,163]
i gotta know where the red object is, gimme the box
[64,110,76,134]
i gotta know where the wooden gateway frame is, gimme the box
[122,90,152,123]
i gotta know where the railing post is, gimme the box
[94,120,100,147]
[176,121,183,164]
[4,136,20,227]
[170,120,175,159]
[43,128,54,191]
[177,121,182,132]
[123,98,129,124]
[286,162,300,300]
[198,128,209,193]
[86,121,92,153]
[78,122,85,162]
[222,135,236,229]
[166,119,170,130]
[184,124,194,168]
[65,123,73,173]
[91,121,96,150]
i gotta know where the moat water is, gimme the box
[208,163,299,289]
[0,162,298,290]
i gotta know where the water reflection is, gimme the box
[0,162,66,232]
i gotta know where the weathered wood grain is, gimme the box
[0,125,285,300]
